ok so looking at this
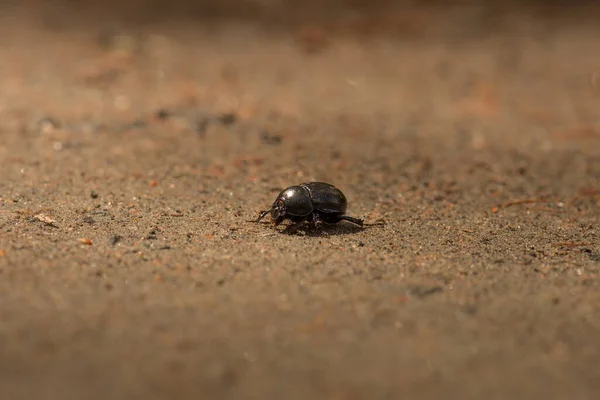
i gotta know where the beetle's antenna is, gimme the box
[255,210,270,223]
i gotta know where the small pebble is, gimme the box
[261,132,282,145]
[38,117,61,134]
[155,108,170,120]
[218,113,237,126]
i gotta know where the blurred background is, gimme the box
[2,0,599,32]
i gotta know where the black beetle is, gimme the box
[255,182,363,231]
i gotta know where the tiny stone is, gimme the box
[155,108,170,120]
[38,117,61,134]
[109,235,122,245]
[261,132,283,145]
[218,113,237,126]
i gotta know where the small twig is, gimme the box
[527,207,565,213]
[364,219,386,227]
[492,197,552,213]
[552,242,595,248]
[578,188,600,197]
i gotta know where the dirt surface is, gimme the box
[1,4,600,400]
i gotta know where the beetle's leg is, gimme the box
[282,222,303,234]
[282,217,307,234]
[255,210,270,223]
[337,215,364,226]
[311,212,324,229]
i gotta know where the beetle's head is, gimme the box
[270,199,287,224]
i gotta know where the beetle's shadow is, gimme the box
[280,221,368,236]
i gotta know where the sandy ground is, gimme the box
[0,4,599,399]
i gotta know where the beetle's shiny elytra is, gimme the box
[255,182,363,231]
